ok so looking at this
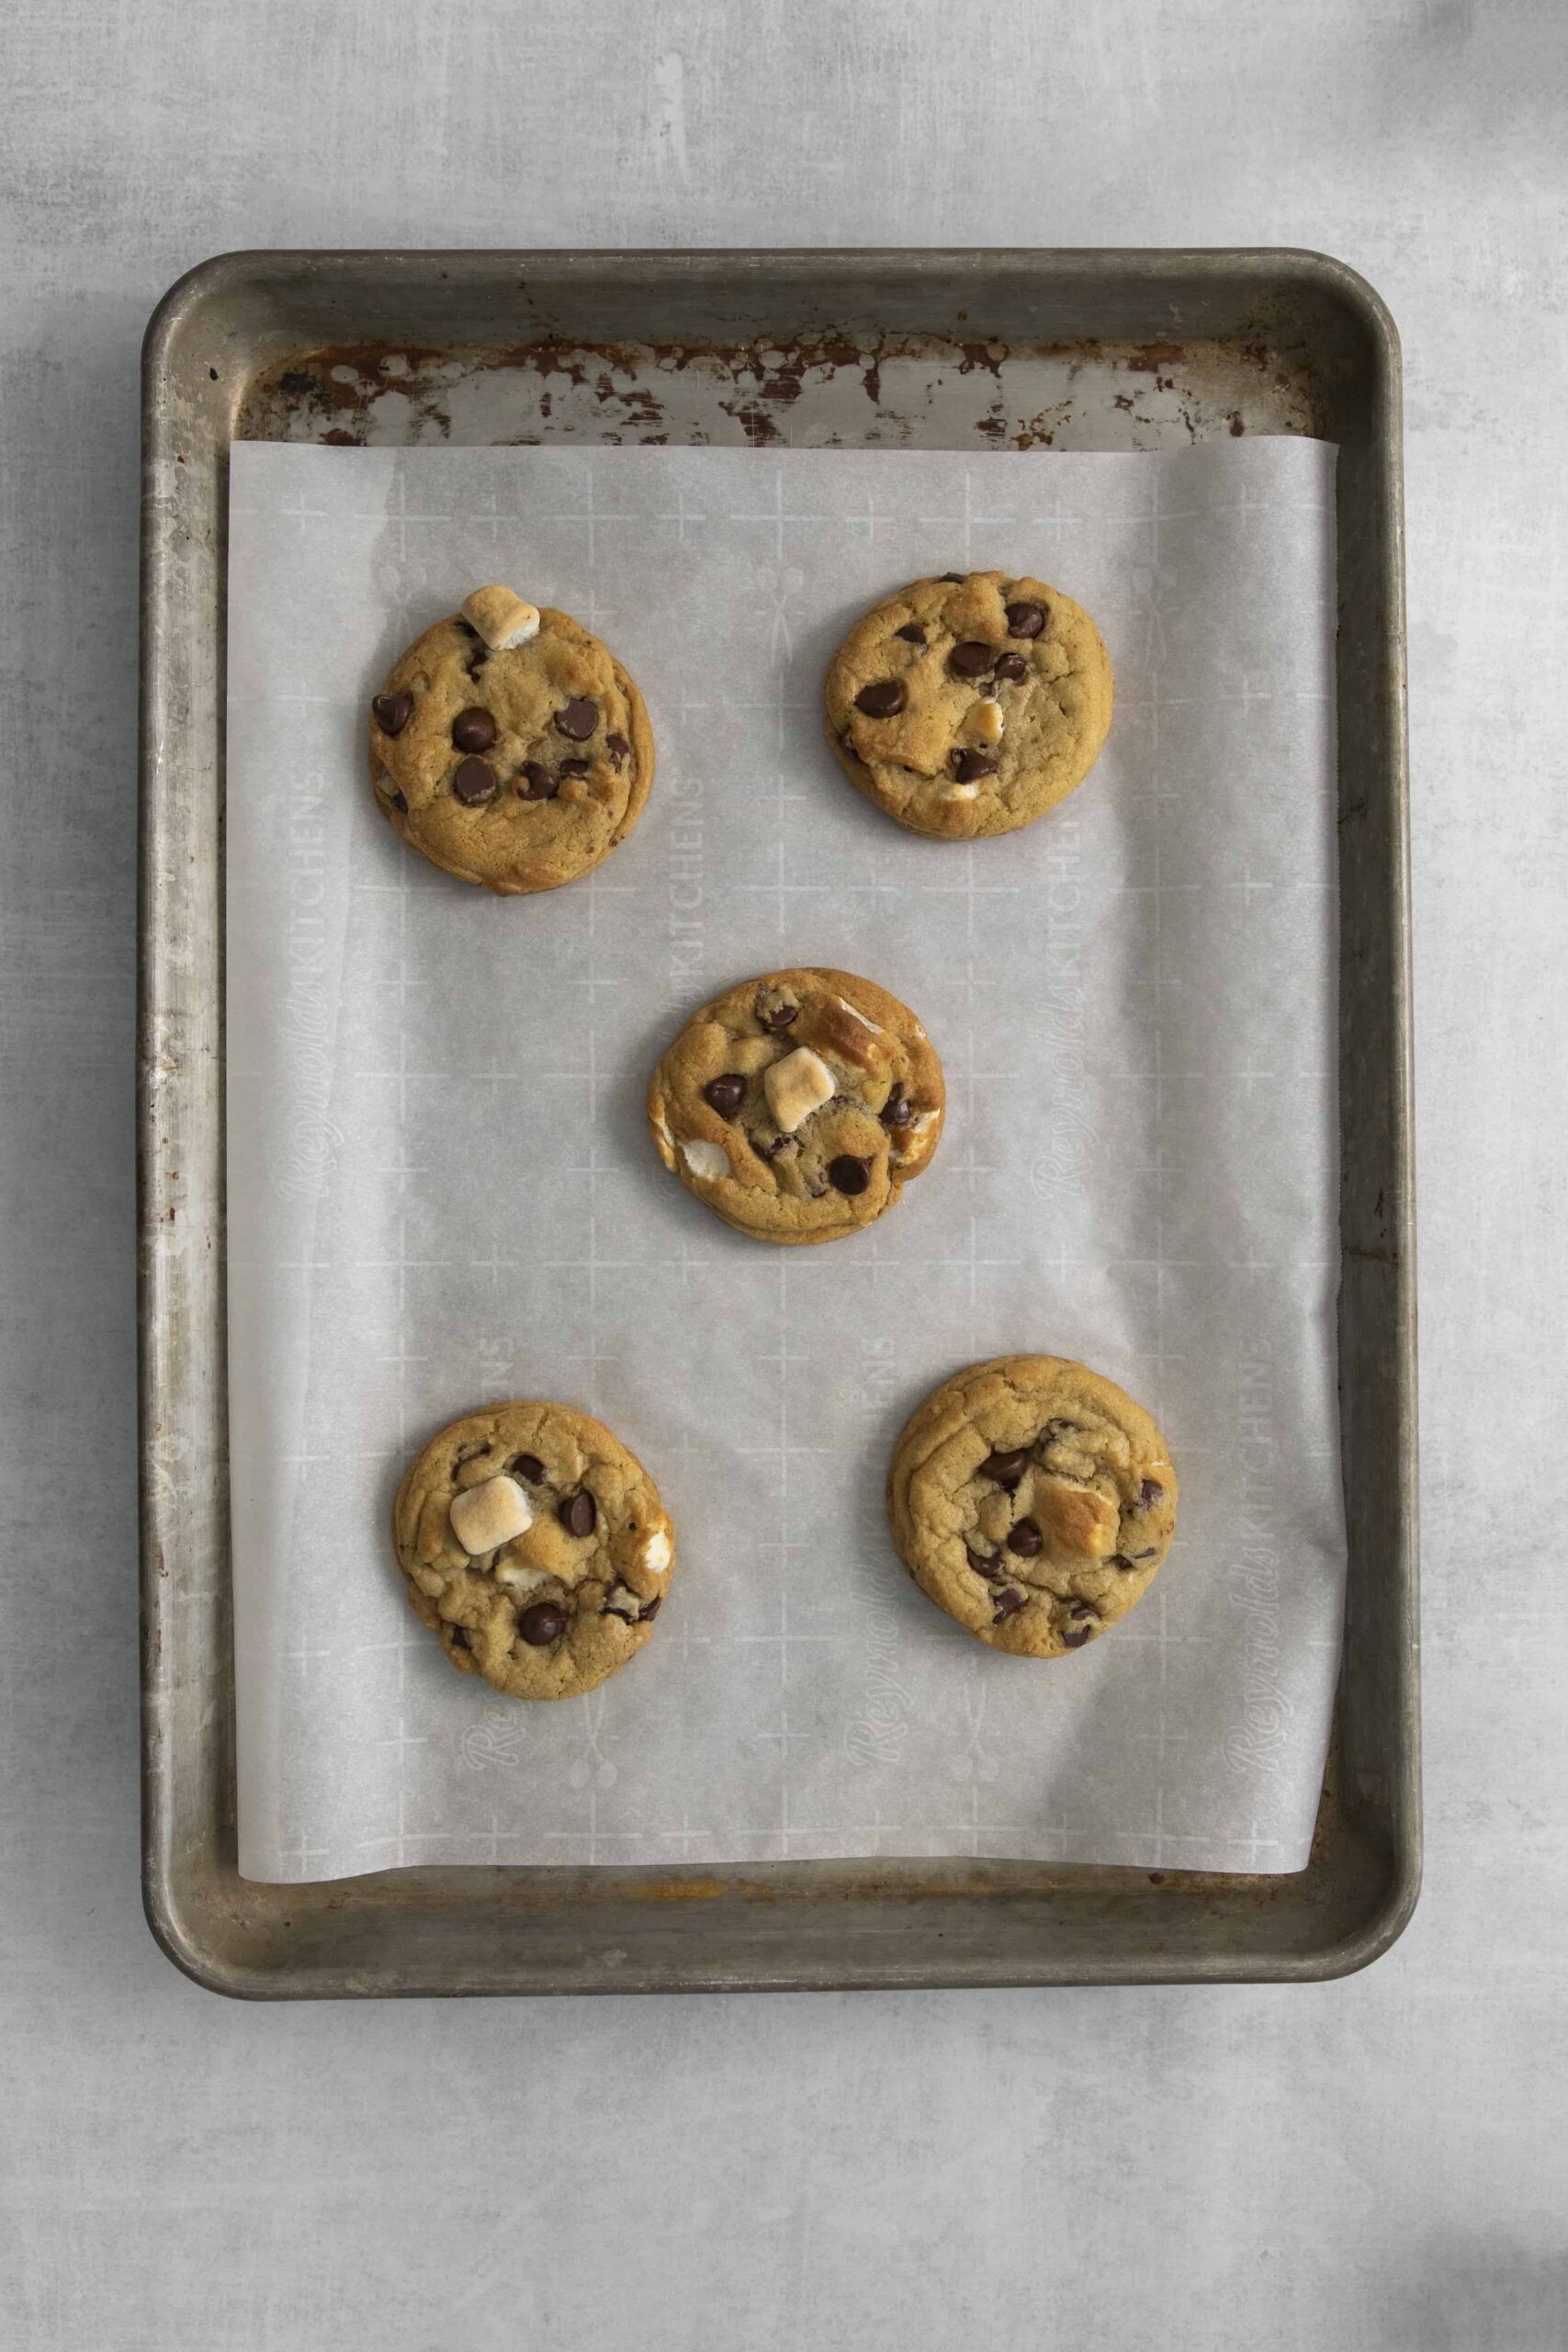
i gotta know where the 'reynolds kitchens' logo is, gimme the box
[275,775,343,1202]
[1029,817,1095,1203]
[667,765,704,990]
[1223,1342,1293,1775]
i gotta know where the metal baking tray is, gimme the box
[140,249,1416,1996]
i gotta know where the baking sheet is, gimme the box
[226,439,1342,1883]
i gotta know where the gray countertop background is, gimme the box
[4,4,1563,2346]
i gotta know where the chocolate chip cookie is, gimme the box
[368,586,654,893]
[886,1356,1177,1657]
[393,1401,674,1700]
[824,570,1112,840]
[647,967,945,1246]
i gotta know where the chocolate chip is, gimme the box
[1007,1518,1043,1557]
[704,1073,746,1116]
[952,749,998,782]
[388,786,408,813]
[372,691,413,737]
[447,1624,469,1651]
[992,1587,1028,1621]
[941,571,966,582]
[454,618,479,639]
[510,1453,545,1485]
[827,1155,871,1196]
[518,762,558,799]
[517,1601,567,1646]
[558,1491,597,1539]
[948,640,994,678]
[466,648,490,676]
[558,757,591,777]
[1136,1479,1165,1510]
[638,1595,662,1623]
[895,624,926,644]
[1062,1623,1093,1648]
[1070,1601,1097,1619]
[605,732,630,768]
[452,756,498,806]
[451,707,497,752]
[881,1091,912,1129]
[966,1544,1003,1579]
[754,993,798,1032]
[1005,600,1046,639]
[555,697,598,741]
[1134,1548,1158,1560]
[991,651,1027,683]
[1108,1554,1136,1571]
[855,679,908,717]
[980,1449,1030,1489]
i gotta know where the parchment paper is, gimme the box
[227,439,1342,1882]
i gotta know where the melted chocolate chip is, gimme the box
[952,749,998,782]
[388,786,408,813]
[1007,1518,1043,1557]
[517,1601,567,1646]
[895,624,926,644]
[558,1491,597,1539]
[451,706,497,752]
[518,762,558,800]
[948,640,995,678]
[1136,1479,1165,1510]
[855,679,908,717]
[466,648,490,676]
[454,618,479,639]
[1109,1554,1137,1571]
[992,1587,1028,1621]
[605,732,631,768]
[881,1091,912,1129]
[991,651,1028,682]
[704,1073,746,1116]
[1062,1623,1093,1648]
[966,1544,1004,1580]
[941,571,966,583]
[637,1594,662,1623]
[980,1449,1030,1489]
[754,994,798,1032]
[555,697,598,741]
[827,1155,871,1196]
[452,756,498,806]
[1134,1547,1158,1560]
[371,691,413,737]
[1070,1600,1098,1619]
[447,1624,469,1651]
[1005,599,1046,639]
[510,1453,545,1485]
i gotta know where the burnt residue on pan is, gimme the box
[238,326,1319,454]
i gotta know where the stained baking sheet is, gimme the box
[226,435,1342,1883]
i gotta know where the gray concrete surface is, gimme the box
[3,3,1564,2345]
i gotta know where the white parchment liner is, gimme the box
[227,440,1341,1881]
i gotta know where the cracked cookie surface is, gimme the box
[367,588,653,893]
[887,1356,1177,1657]
[647,967,945,1246]
[824,570,1112,841]
[393,1400,674,1700]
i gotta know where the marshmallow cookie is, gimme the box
[824,571,1112,840]
[886,1356,1178,1657]
[367,586,654,892]
[393,1402,674,1699]
[647,967,944,1245]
